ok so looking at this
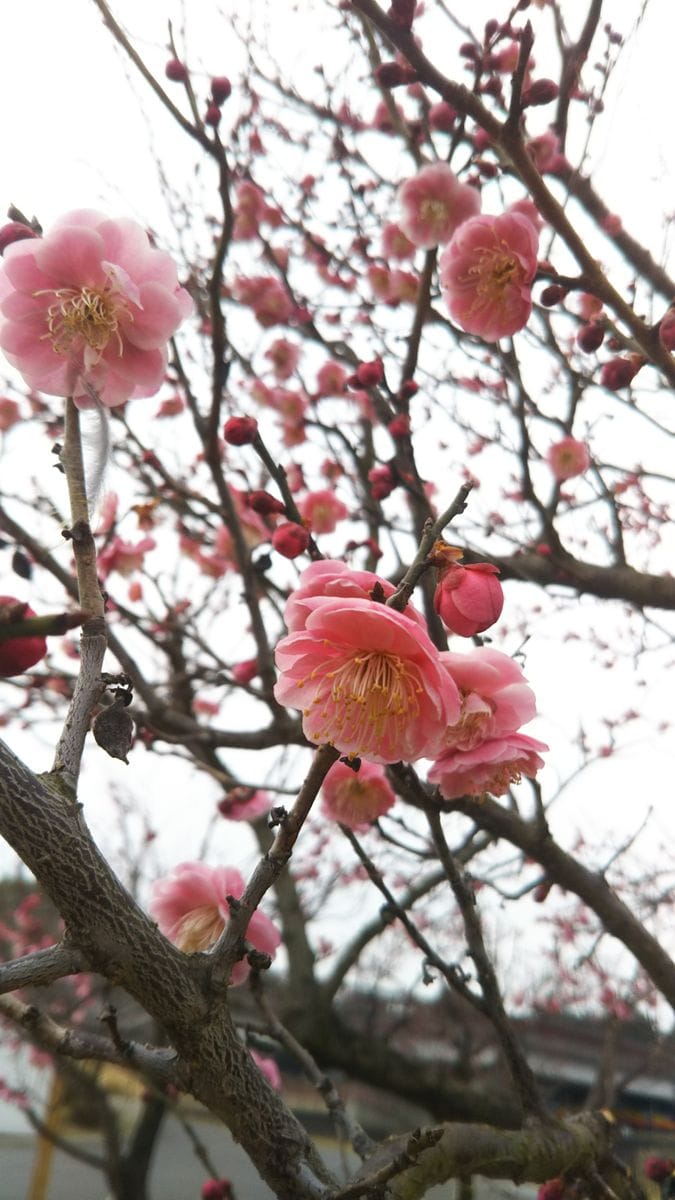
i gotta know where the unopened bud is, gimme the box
[354,359,384,387]
[204,103,222,128]
[388,0,415,29]
[248,490,286,516]
[223,415,258,445]
[540,284,567,307]
[0,221,39,255]
[211,76,232,104]
[368,464,395,500]
[271,522,309,559]
[165,58,188,83]
[600,356,642,390]
[522,79,559,107]
[375,62,417,88]
[576,321,605,353]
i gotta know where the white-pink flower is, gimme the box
[546,437,591,481]
[398,163,481,250]
[0,211,193,407]
[439,211,539,341]
[282,559,426,634]
[149,862,280,985]
[440,647,537,751]
[321,759,395,830]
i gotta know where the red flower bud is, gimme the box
[354,359,385,387]
[0,597,48,677]
[434,563,504,637]
[223,415,258,445]
[248,490,286,516]
[659,310,675,351]
[205,103,222,128]
[0,221,39,256]
[428,102,457,132]
[375,62,417,88]
[231,658,259,685]
[397,379,419,401]
[522,79,559,106]
[368,464,395,500]
[576,321,605,353]
[201,1180,233,1200]
[271,522,309,559]
[599,356,642,391]
[211,76,232,104]
[540,284,567,307]
[165,58,188,83]
[388,414,411,438]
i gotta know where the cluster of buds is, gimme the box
[164,58,231,129]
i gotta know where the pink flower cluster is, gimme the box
[149,862,280,985]
[0,211,193,407]
[395,162,540,340]
[274,561,547,806]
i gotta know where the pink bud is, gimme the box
[522,79,559,106]
[434,563,504,637]
[211,76,232,104]
[368,464,395,500]
[231,658,259,685]
[205,103,222,128]
[540,284,567,307]
[576,321,605,353]
[375,62,416,88]
[165,58,188,83]
[600,356,642,390]
[388,414,411,438]
[0,221,39,256]
[0,597,47,677]
[248,490,286,516]
[223,415,258,445]
[271,522,309,558]
[354,359,384,387]
[428,102,457,132]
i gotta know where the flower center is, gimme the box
[420,197,449,233]
[307,650,422,757]
[175,905,225,953]
[39,285,126,360]
[470,248,520,304]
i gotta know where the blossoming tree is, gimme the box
[0,1,673,1198]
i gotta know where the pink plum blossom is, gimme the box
[439,211,539,341]
[297,489,349,534]
[381,221,416,261]
[97,535,156,579]
[321,759,395,830]
[274,598,460,763]
[283,559,425,633]
[398,163,480,250]
[264,338,300,380]
[428,732,548,799]
[434,561,504,637]
[440,648,537,751]
[250,1051,282,1090]
[0,397,21,431]
[546,437,591,481]
[0,211,193,407]
[149,862,280,984]
[316,361,348,397]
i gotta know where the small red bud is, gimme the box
[211,76,232,104]
[459,42,479,60]
[368,464,395,500]
[0,221,39,255]
[599,356,642,390]
[540,284,567,307]
[248,490,286,516]
[522,79,559,106]
[644,1158,675,1183]
[397,379,419,401]
[271,522,309,559]
[204,103,222,128]
[375,62,416,88]
[223,415,258,445]
[537,1181,564,1200]
[388,414,411,438]
[428,102,457,132]
[354,359,384,387]
[576,321,605,353]
[165,58,188,83]
[0,597,48,677]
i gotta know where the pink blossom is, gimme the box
[440,648,537,751]
[149,862,280,984]
[283,559,425,633]
[321,759,395,830]
[233,180,267,240]
[429,732,548,799]
[398,163,481,250]
[274,598,460,763]
[434,562,504,637]
[218,787,271,822]
[297,489,349,534]
[546,437,591,481]
[264,338,300,380]
[316,361,348,397]
[381,221,416,261]
[233,276,292,327]
[439,212,539,341]
[97,535,156,579]
[0,211,193,407]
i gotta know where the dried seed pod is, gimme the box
[92,698,134,764]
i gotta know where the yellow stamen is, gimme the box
[308,650,422,756]
[38,285,127,359]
